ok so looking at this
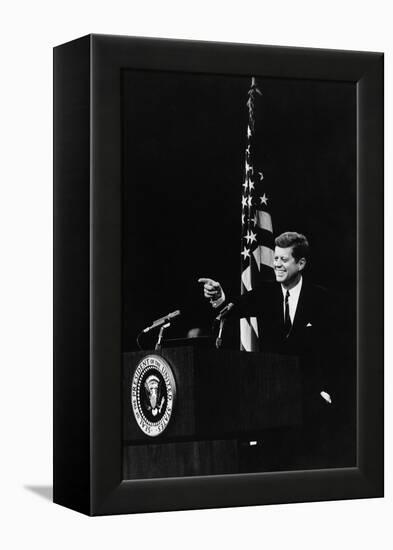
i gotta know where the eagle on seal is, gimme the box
[144,374,165,417]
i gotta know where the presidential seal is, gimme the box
[131,354,176,437]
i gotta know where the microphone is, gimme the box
[215,302,234,321]
[215,303,234,349]
[142,310,181,333]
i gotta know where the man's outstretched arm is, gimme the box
[198,277,263,318]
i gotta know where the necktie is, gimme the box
[284,290,292,337]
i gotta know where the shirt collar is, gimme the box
[281,275,303,299]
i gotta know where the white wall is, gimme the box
[0,1,390,548]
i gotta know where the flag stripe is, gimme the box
[241,265,252,292]
[240,318,253,351]
[260,245,274,268]
[257,227,275,249]
[252,247,261,270]
[257,211,273,232]
[250,316,259,337]
[253,245,274,269]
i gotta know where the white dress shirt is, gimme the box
[281,276,303,323]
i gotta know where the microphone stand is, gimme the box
[214,302,234,349]
[155,322,171,351]
[215,318,226,349]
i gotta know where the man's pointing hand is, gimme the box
[198,278,223,302]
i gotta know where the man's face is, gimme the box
[274,246,305,287]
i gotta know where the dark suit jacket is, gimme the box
[227,279,337,394]
[230,279,331,355]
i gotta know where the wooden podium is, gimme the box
[123,346,302,479]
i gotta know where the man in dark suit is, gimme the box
[199,231,336,469]
[199,232,331,357]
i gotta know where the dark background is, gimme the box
[122,69,356,353]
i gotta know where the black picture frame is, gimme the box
[53,34,383,515]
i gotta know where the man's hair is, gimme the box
[274,232,309,262]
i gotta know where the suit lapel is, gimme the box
[291,279,310,332]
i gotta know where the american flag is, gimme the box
[240,77,274,352]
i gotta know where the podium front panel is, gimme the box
[123,347,303,478]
